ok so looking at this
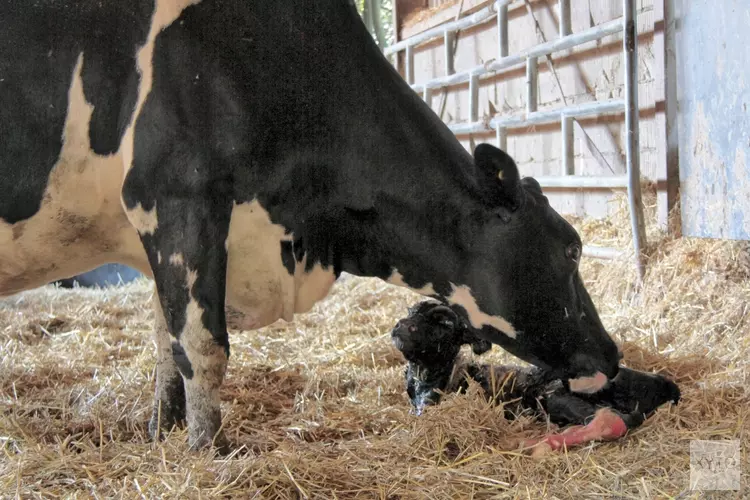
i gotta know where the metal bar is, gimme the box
[384,0,512,56]
[526,57,538,114]
[561,115,574,175]
[534,175,629,189]
[423,87,432,105]
[582,245,626,260]
[497,3,509,58]
[496,126,507,151]
[559,0,571,37]
[405,45,414,85]
[444,31,456,75]
[623,0,647,280]
[410,18,624,93]
[469,73,480,122]
[448,98,625,134]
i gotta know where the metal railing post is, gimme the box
[444,30,455,75]
[624,0,647,280]
[405,44,414,85]
[559,0,571,37]
[526,57,538,114]
[497,3,509,58]
[469,72,479,123]
[561,115,574,175]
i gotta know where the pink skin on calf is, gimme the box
[521,408,629,458]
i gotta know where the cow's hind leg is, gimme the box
[148,291,187,439]
[125,190,232,451]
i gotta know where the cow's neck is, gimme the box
[234,1,486,298]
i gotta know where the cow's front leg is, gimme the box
[127,193,232,451]
[148,290,186,439]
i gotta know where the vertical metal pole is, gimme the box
[559,0,571,37]
[526,57,538,114]
[469,73,479,123]
[624,0,647,280]
[496,3,509,154]
[423,87,432,106]
[405,44,414,85]
[496,126,507,151]
[561,115,574,175]
[497,3,509,58]
[444,31,455,75]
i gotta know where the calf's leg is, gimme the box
[522,407,628,457]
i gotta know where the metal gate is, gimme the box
[385,0,647,278]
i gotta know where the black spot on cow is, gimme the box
[171,342,194,380]
[0,1,154,224]
[293,237,306,263]
[280,240,295,275]
[80,2,154,155]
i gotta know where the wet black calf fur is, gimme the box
[391,301,681,427]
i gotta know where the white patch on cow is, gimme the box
[222,200,336,331]
[386,269,437,296]
[446,284,517,339]
[127,202,158,235]
[157,251,162,264]
[169,252,185,267]
[568,372,608,394]
[293,258,338,314]
[0,53,149,297]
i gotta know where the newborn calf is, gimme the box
[391,301,681,455]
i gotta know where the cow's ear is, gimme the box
[473,143,524,211]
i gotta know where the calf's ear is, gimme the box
[428,305,457,329]
[473,143,524,211]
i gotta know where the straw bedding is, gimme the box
[1,189,748,499]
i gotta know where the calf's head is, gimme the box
[446,143,622,392]
[391,302,463,366]
[391,301,492,363]
[391,301,490,412]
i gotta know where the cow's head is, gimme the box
[448,143,621,393]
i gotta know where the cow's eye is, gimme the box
[566,243,581,262]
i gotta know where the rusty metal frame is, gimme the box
[386,0,647,278]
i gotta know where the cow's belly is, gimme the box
[223,201,337,331]
[0,197,146,297]
[0,55,148,297]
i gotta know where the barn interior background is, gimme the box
[384,0,749,269]
[3,1,748,497]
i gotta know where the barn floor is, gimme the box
[1,193,748,499]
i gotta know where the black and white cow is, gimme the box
[0,0,621,450]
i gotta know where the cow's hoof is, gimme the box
[188,429,230,454]
[148,412,185,442]
[148,401,187,441]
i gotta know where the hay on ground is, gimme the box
[0,187,748,498]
